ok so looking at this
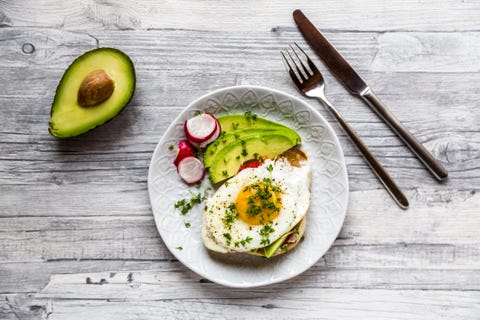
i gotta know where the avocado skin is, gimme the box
[49,47,136,138]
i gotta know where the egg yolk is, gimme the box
[235,180,282,226]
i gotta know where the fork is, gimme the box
[281,43,409,209]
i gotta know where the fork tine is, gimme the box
[293,42,320,75]
[289,44,312,77]
[280,51,291,73]
[280,51,302,86]
[286,49,308,82]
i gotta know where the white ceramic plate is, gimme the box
[148,85,349,288]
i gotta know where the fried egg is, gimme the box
[202,153,311,253]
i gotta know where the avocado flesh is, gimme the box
[49,48,136,138]
[204,127,300,168]
[209,134,300,183]
[263,221,302,258]
[217,114,288,132]
[263,229,296,258]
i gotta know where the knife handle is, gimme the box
[360,89,448,181]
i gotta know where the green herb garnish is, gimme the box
[243,179,281,219]
[234,236,253,248]
[174,192,206,215]
[260,223,275,246]
[224,203,239,229]
[244,111,257,121]
[223,233,232,246]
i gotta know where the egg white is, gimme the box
[202,157,311,253]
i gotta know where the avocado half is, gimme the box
[49,48,136,138]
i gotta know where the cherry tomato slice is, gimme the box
[238,161,261,172]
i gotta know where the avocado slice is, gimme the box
[209,134,300,183]
[49,48,136,138]
[204,127,299,167]
[263,221,302,258]
[263,229,296,258]
[217,113,288,132]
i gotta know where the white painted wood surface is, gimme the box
[1,1,479,319]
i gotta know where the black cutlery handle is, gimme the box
[361,89,448,181]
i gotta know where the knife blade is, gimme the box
[293,9,448,181]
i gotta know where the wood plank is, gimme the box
[0,28,97,69]
[3,28,480,73]
[0,216,166,263]
[0,184,152,217]
[10,288,479,320]
[96,29,480,73]
[1,0,480,32]
[2,257,480,294]
[371,32,480,73]
[3,289,480,320]
[40,267,480,299]
[1,189,478,293]
[0,260,168,293]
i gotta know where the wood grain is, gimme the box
[1,0,480,32]
[1,28,478,197]
[1,0,479,319]
[2,290,479,320]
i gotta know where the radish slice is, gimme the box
[184,113,217,143]
[173,140,196,166]
[198,120,221,149]
[177,156,205,184]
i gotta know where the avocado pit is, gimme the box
[77,69,115,107]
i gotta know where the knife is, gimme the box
[293,9,448,181]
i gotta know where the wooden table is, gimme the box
[1,1,479,319]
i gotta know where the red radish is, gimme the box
[198,121,221,149]
[238,161,261,172]
[173,140,196,166]
[177,156,205,185]
[184,113,217,143]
